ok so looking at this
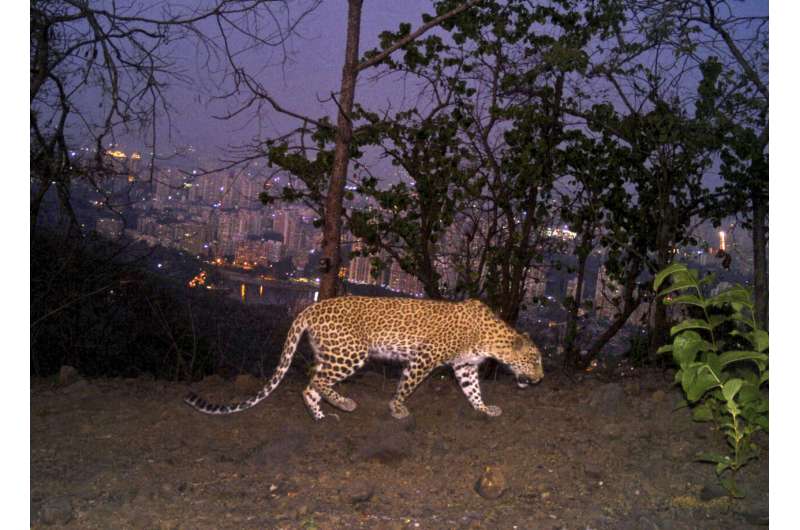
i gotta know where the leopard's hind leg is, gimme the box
[303,335,367,418]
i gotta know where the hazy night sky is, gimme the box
[64,0,767,184]
[134,0,440,167]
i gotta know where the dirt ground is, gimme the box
[31,367,768,529]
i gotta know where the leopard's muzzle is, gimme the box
[516,374,542,389]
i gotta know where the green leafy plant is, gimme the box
[654,263,768,497]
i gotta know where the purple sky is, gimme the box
[158,1,438,163]
[100,0,767,185]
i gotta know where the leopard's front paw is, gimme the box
[337,397,358,412]
[484,405,503,417]
[389,401,410,420]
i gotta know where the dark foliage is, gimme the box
[31,231,294,381]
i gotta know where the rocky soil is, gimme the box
[31,367,768,529]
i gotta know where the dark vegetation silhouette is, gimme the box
[30,230,294,380]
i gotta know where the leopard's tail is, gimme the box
[183,312,309,415]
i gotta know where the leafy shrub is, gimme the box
[654,263,768,497]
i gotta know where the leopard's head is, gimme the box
[503,333,544,388]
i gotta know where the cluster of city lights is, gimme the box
[187,270,207,288]
[544,227,577,240]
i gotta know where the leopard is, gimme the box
[184,296,544,420]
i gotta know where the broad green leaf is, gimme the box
[707,313,728,329]
[672,398,689,411]
[696,452,729,464]
[685,366,720,402]
[750,330,769,353]
[722,379,743,401]
[664,293,707,308]
[707,286,753,309]
[692,403,714,422]
[736,382,762,404]
[671,319,712,335]
[698,272,717,287]
[759,370,769,385]
[725,399,741,416]
[718,350,768,368]
[728,312,755,328]
[754,415,769,431]
[656,344,673,355]
[658,278,700,297]
[703,352,723,379]
[718,418,734,430]
[654,263,689,292]
[672,331,710,366]
[742,370,758,385]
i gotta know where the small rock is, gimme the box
[540,491,551,500]
[234,374,262,395]
[475,466,507,499]
[59,365,80,386]
[40,497,73,525]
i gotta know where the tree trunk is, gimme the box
[752,188,768,329]
[318,0,363,300]
[580,259,640,368]
[563,250,588,366]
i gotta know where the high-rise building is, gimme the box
[566,277,578,300]
[265,240,283,263]
[348,240,381,285]
[235,240,268,267]
[274,209,304,254]
[388,261,424,296]
[175,222,208,256]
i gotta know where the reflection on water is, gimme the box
[235,280,317,315]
